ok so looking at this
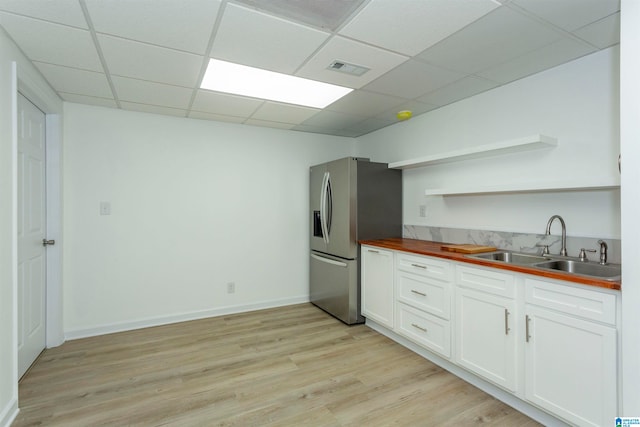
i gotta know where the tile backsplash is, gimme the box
[404,225,621,264]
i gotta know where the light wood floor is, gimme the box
[15,303,541,426]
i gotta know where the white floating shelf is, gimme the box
[389,134,557,169]
[424,178,620,196]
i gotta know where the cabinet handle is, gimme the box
[411,323,427,333]
[411,263,427,269]
[504,309,510,335]
[525,315,531,342]
[411,289,427,297]
[367,249,379,253]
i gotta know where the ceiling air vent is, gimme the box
[327,60,370,76]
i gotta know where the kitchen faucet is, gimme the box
[597,240,608,265]
[545,215,567,256]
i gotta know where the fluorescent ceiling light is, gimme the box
[201,59,353,109]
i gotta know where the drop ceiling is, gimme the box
[0,0,620,137]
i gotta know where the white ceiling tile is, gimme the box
[417,7,563,74]
[300,109,366,129]
[343,117,395,134]
[98,35,203,87]
[512,0,620,32]
[233,0,366,31]
[363,60,466,99]
[111,76,193,109]
[191,90,263,116]
[418,76,500,106]
[251,102,319,124]
[0,13,102,71]
[245,119,295,130]
[188,111,246,124]
[291,123,342,135]
[60,93,117,108]
[0,1,87,28]
[326,90,406,116]
[34,62,112,98]
[120,102,187,117]
[211,3,330,74]
[297,36,409,89]
[85,0,221,55]
[573,13,620,49]
[339,0,499,56]
[477,38,596,83]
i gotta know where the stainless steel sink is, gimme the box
[467,250,621,281]
[534,260,621,281]
[469,251,550,264]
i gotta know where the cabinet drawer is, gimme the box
[397,253,452,282]
[396,302,451,358]
[397,271,451,320]
[456,265,515,298]
[524,277,617,325]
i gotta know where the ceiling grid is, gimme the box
[0,0,620,137]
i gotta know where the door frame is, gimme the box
[14,62,64,350]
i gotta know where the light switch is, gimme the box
[100,201,111,216]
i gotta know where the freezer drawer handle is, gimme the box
[411,323,427,333]
[411,263,427,269]
[311,253,347,268]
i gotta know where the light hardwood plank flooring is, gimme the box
[15,304,541,426]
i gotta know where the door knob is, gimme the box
[42,239,55,246]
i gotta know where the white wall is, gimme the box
[0,28,62,427]
[620,0,640,414]
[62,104,355,337]
[0,29,18,427]
[358,47,621,240]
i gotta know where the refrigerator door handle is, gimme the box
[326,173,332,237]
[311,253,347,268]
[320,171,330,244]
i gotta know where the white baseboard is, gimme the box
[0,398,18,427]
[65,296,310,341]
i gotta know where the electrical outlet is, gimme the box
[100,201,111,215]
[227,282,235,294]
[419,205,427,218]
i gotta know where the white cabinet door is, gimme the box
[455,287,517,392]
[524,305,617,427]
[361,246,394,328]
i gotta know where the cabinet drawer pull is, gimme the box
[367,249,379,253]
[525,315,531,342]
[411,263,427,269]
[411,289,427,297]
[411,323,427,333]
[504,309,510,335]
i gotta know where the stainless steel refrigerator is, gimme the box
[310,157,402,324]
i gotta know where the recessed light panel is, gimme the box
[201,59,353,108]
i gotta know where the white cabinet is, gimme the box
[524,278,618,427]
[361,245,395,328]
[455,265,517,392]
[360,245,620,426]
[395,253,453,358]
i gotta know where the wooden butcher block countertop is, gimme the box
[359,238,621,291]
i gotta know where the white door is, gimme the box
[361,246,394,328]
[524,305,617,427]
[17,93,47,378]
[455,287,517,392]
